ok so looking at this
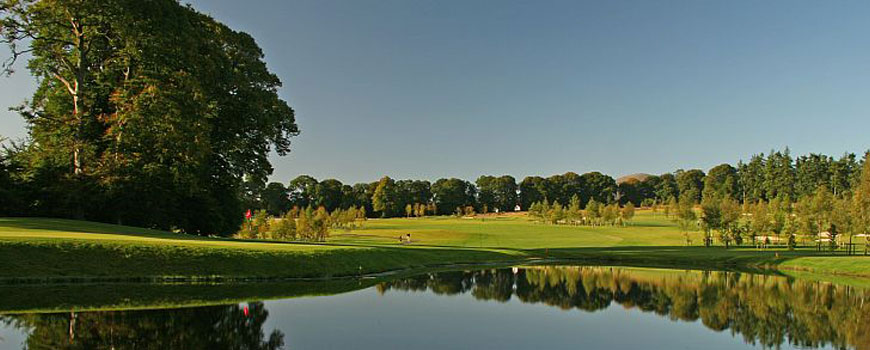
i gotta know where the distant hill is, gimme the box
[616,173,653,184]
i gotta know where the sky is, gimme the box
[1,0,869,185]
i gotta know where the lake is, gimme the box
[1,266,867,349]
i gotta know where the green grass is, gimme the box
[2,211,870,283]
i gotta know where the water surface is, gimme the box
[2,266,867,349]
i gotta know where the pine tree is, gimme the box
[852,153,870,253]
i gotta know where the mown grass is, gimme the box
[2,211,870,283]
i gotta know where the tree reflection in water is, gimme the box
[1,302,283,350]
[377,267,870,350]
[3,267,869,350]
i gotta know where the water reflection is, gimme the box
[377,267,870,350]
[1,267,869,349]
[1,302,283,349]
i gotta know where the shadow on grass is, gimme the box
[0,279,379,314]
[514,245,870,275]
[0,217,201,239]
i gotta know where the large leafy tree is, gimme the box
[675,169,705,204]
[314,179,344,212]
[1,0,298,235]
[703,163,739,201]
[372,176,399,217]
[261,182,290,216]
[476,175,517,212]
[655,173,679,202]
[287,175,318,208]
[580,171,616,204]
[518,176,547,210]
[431,178,476,215]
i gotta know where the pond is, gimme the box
[1,266,867,349]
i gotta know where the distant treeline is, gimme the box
[243,148,867,218]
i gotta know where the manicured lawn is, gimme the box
[2,211,869,282]
[329,212,695,248]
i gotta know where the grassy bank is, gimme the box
[2,212,870,283]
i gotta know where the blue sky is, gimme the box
[1,0,869,184]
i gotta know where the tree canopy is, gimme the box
[1,0,298,235]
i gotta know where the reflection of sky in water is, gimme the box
[0,323,28,349]
[0,267,857,350]
[262,286,833,350]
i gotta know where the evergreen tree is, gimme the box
[852,153,870,247]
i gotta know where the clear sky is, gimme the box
[1,0,869,184]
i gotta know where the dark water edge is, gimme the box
[1,266,868,349]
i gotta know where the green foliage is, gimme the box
[703,164,740,200]
[548,202,565,224]
[372,176,399,217]
[600,204,619,226]
[676,169,705,204]
[674,194,697,245]
[699,197,722,247]
[620,202,635,224]
[852,153,870,239]
[0,0,298,235]
[764,149,796,201]
[567,195,582,223]
[476,175,518,212]
[271,211,297,241]
[432,178,476,216]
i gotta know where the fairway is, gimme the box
[329,211,695,248]
[2,211,870,282]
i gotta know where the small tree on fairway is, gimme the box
[621,202,636,226]
[528,201,542,221]
[719,198,741,247]
[852,153,870,254]
[700,197,722,247]
[784,214,798,250]
[586,199,601,226]
[810,186,834,250]
[675,194,697,245]
[567,195,582,224]
[601,204,618,226]
[312,207,331,241]
[665,196,677,218]
[549,202,565,224]
[831,197,854,253]
[749,201,770,246]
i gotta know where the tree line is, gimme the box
[656,150,870,253]
[241,148,866,220]
[236,206,366,242]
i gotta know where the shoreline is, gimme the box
[3,240,869,285]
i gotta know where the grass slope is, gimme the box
[2,211,870,282]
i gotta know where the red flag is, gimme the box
[245,209,252,220]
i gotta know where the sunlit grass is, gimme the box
[2,211,870,281]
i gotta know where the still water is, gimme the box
[1,266,867,349]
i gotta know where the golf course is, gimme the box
[3,210,869,284]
